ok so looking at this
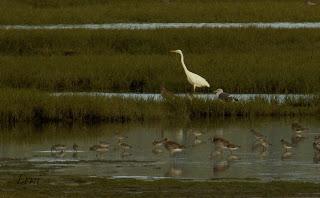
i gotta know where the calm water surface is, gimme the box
[2,23,320,30]
[0,118,320,182]
[53,92,313,103]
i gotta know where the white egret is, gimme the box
[170,50,210,92]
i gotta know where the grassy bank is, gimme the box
[0,28,320,93]
[1,175,320,197]
[0,89,320,124]
[1,0,320,24]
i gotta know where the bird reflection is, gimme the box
[209,136,240,174]
[152,138,165,154]
[250,129,271,156]
[291,134,305,146]
[228,155,241,161]
[281,151,293,160]
[51,150,65,158]
[313,151,320,163]
[313,136,320,163]
[152,147,163,154]
[165,162,183,177]
[165,167,183,177]
[213,160,229,173]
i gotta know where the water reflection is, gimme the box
[52,92,314,103]
[0,118,320,182]
[2,23,320,30]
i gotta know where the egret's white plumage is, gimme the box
[170,50,210,92]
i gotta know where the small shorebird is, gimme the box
[51,144,66,153]
[193,136,203,145]
[250,129,267,141]
[313,136,320,151]
[210,136,230,152]
[192,131,203,137]
[118,141,132,150]
[210,136,229,145]
[152,138,165,154]
[152,139,165,147]
[72,143,78,152]
[160,85,177,99]
[99,141,110,148]
[280,139,293,152]
[258,139,271,151]
[291,135,304,146]
[291,122,308,132]
[306,0,317,5]
[210,136,240,154]
[225,142,240,154]
[214,88,238,102]
[163,138,185,155]
[90,145,109,152]
[116,134,128,142]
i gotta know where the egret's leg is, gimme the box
[193,85,196,93]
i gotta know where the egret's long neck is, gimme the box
[179,52,189,74]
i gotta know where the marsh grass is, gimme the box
[1,174,320,197]
[1,0,320,24]
[1,28,320,55]
[0,89,320,124]
[1,28,320,93]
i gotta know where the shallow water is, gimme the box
[53,92,313,103]
[2,23,320,30]
[0,118,320,182]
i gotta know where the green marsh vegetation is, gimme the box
[1,175,320,197]
[1,0,320,24]
[0,28,320,93]
[0,88,319,124]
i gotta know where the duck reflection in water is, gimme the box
[165,163,183,177]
